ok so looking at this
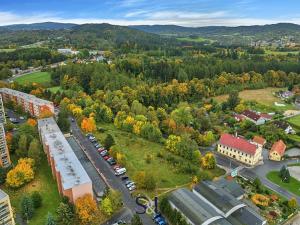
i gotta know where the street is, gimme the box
[69,118,155,225]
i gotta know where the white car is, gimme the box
[128,185,136,191]
[126,181,135,188]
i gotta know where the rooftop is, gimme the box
[219,134,258,156]
[169,188,224,225]
[252,136,266,146]
[273,120,291,130]
[0,88,53,106]
[227,207,267,225]
[214,178,245,199]
[0,189,8,200]
[38,117,92,190]
[270,140,286,156]
[242,110,261,122]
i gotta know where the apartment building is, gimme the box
[0,96,10,168]
[0,88,54,117]
[217,134,263,166]
[0,189,15,225]
[38,117,93,203]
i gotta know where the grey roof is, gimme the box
[0,189,8,200]
[227,207,267,225]
[38,117,92,190]
[193,181,245,217]
[215,178,245,199]
[169,188,224,225]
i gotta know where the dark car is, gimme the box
[121,176,129,181]
[107,157,116,165]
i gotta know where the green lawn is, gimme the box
[14,72,51,85]
[177,37,213,43]
[288,115,300,128]
[1,155,61,225]
[266,171,300,196]
[94,123,224,196]
[48,86,62,93]
[0,49,15,52]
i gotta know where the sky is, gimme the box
[1,0,300,27]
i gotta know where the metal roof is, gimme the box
[214,178,245,199]
[227,207,267,225]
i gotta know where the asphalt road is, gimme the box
[69,118,155,225]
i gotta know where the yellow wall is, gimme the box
[269,151,281,161]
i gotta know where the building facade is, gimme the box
[0,96,10,168]
[217,134,263,166]
[0,88,54,117]
[38,117,93,203]
[269,140,286,161]
[0,189,15,225]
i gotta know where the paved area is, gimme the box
[286,148,300,157]
[285,213,300,225]
[69,117,155,225]
[289,166,300,181]
[66,136,107,198]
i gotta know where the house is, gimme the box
[234,114,245,122]
[252,136,266,147]
[217,134,263,166]
[273,121,295,134]
[269,140,286,161]
[241,110,266,125]
[277,90,294,99]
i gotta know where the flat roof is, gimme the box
[214,178,245,199]
[0,189,8,200]
[227,207,266,225]
[38,117,92,190]
[194,181,245,216]
[0,88,53,106]
[169,188,224,225]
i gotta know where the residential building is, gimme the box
[217,134,263,166]
[38,117,93,203]
[0,88,54,117]
[0,96,10,168]
[273,121,295,134]
[269,140,286,161]
[252,136,266,148]
[0,189,15,225]
[241,110,266,125]
[58,48,80,55]
[168,180,266,225]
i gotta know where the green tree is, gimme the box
[144,173,156,190]
[21,196,34,221]
[45,212,56,225]
[28,139,41,165]
[16,134,28,158]
[31,191,42,208]
[103,134,115,150]
[227,90,240,109]
[131,214,143,225]
[101,197,113,216]
[57,110,70,133]
[56,203,74,225]
[288,198,297,209]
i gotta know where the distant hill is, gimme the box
[2,22,77,31]
[131,23,300,36]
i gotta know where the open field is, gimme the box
[288,115,300,128]
[48,86,62,93]
[0,49,15,52]
[1,155,61,225]
[265,49,300,55]
[177,36,213,43]
[14,72,51,85]
[94,123,224,196]
[267,171,300,197]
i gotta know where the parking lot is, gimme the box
[66,136,107,199]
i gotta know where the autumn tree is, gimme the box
[201,153,216,169]
[100,197,113,216]
[81,117,96,133]
[27,118,37,127]
[57,109,70,133]
[288,198,297,209]
[75,194,98,225]
[39,108,54,119]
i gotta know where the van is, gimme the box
[115,168,126,176]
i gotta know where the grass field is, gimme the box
[94,123,224,196]
[1,155,61,225]
[288,115,300,127]
[0,49,15,52]
[14,72,51,85]
[265,50,300,55]
[177,37,213,43]
[267,171,300,196]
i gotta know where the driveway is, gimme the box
[69,117,155,225]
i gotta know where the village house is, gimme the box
[252,136,266,148]
[273,121,295,134]
[217,134,263,166]
[240,110,270,125]
[269,140,286,161]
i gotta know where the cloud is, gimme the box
[0,10,300,27]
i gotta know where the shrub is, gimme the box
[31,191,42,208]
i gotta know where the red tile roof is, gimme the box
[270,140,286,157]
[260,113,272,120]
[219,133,258,155]
[242,110,261,121]
[253,136,266,146]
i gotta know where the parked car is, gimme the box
[121,176,129,181]
[125,181,135,188]
[98,147,105,152]
[153,213,161,220]
[107,157,116,165]
[100,150,108,157]
[117,220,127,224]
[155,217,167,225]
[95,144,101,149]
[103,155,110,160]
[113,165,121,171]
[115,168,126,176]
[128,185,136,191]
[86,133,92,137]
[19,116,24,120]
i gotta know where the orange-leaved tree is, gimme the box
[75,194,98,225]
[27,118,37,127]
[81,117,96,133]
[38,108,54,119]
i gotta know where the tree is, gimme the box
[103,134,115,150]
[31,191,42,208]
[21,196,34,221]
[16,134,28,158]
[28,139,41,165]
[57,110,70,133]
[227,90,240,109]
[144,173,156,190]
[45,212,56,225]
[81,117,96,133]
[201,153,216,169]
[27,118,37,127]
[56,203,75,225]
[288,198,297,209]
[131,214,143,225]
[75,194,98,225]
[101,197,113,216]
[39,108,54,119]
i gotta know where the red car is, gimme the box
[103,155,110,160]
[113,165,121,171]
[97,148,105,152]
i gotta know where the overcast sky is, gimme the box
[1,0,300,27]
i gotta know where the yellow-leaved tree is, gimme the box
[75,194,98,225]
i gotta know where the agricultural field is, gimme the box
[177,36,213,43]
[288,114,300,128]
[264,49,300,55]
[267,171,300,197]
[1,156,61,225]
[94,123,224,196]
[14,72,51,85]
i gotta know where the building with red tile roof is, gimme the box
[269,140,286,161]
[217,134,263,166]
[252,136,266,147]
[241,110,266,125]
